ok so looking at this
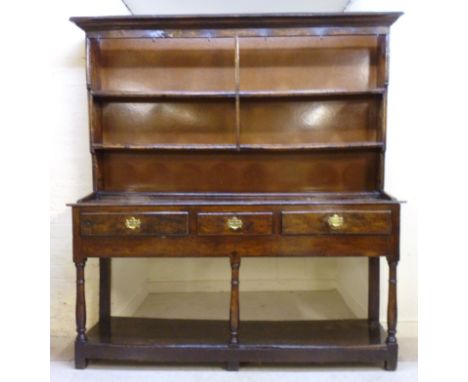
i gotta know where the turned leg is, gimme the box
[99,258,111,335]
[74,259,88,369]
[385,259,398,370]
[368,257,380,327]
[229,253,241,345]
[227,253,241,371]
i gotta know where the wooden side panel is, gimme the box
[97,38,236,92]
[239,36,378,91]
[98,150,381,193]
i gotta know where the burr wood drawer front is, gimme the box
[281,210,392,235]
[80,212,189,237]
[197,212,273,236]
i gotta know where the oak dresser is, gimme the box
[69,12,403,370]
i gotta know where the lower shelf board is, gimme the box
[77,317,397,368]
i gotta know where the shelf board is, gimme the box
[78,317,392,366]
[239,88,385,98]
[93,142,383,151]
[239,142,384,150]
[90,88,385,101]
[87,317,387,348]
[69,191,399,207]
[93,144,238,151]
[91,90,236,100]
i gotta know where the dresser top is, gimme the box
[70,12,402,32]
[69,191,400,207]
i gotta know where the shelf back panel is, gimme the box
[240,96,380,146]
[98,150,380,193]
[100,99,237,146]
[95,38,236,92]
[239,36,378,91]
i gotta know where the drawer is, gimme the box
[282,210,392,235]
[80,212,188,237]
[197,212,273,236]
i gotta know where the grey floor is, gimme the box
[51,290,418,381]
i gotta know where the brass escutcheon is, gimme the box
[327,214,344,230]
[125,216,141,230]
[227,216,243,231]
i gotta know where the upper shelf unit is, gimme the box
[81,15,392,151]
[88,35,385,93]
[91,92,382,150]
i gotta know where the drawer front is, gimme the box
[282,210,392,235]
[80,212,189,237]
[197,212,273,236]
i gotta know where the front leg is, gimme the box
[74,259,88,369]
[384,258,398,370]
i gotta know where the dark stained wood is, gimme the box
[87,317,386,347]
[72,208,83,263]
[81,317,392,365]
[93,142,384,151]
[69,13,402,371]
[75,203,398,258]
[86,38,101,90]
[70,13,403,32]
[75,260,87,341]
[91,88,385,99]
[71,191,398,206]
[197,212,273,236]
[385,259,398,370]
[98,150,381,193]
[99,258,111,332]
[229,254,241,346]
[80,211,188,237]
[281,210,392,235]
[386,259,398,345]
[79,233,391,258]
[368,257,380,325]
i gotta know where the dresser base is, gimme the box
[75,317,397,370]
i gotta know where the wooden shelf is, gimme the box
[238,89,385,98]
[93,142,384,152]
[79,317,391,365]
[70,191,398,207]
[93,143,238,151]
[89,317,386,346]
[90,89,385,101]
[91,90,236,100]
[239,142,384,150]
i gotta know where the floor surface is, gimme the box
[51,291,418,381]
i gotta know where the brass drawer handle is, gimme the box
[125,216,141,230]
[227,216,243,231]
[327,214,344,230]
